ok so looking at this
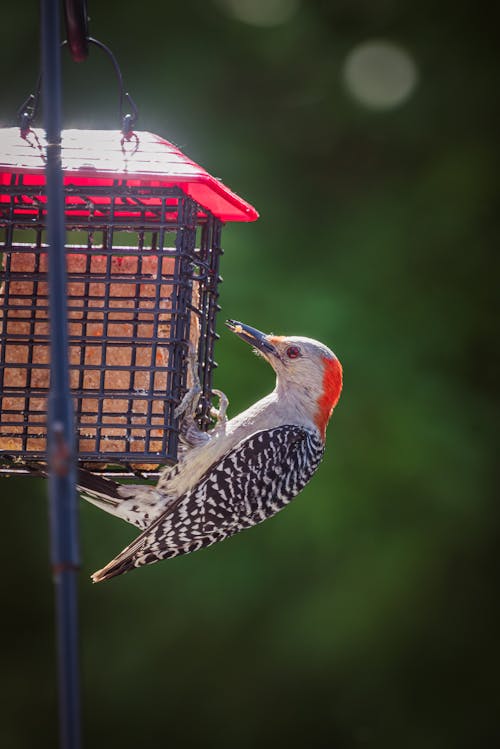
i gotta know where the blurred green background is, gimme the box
[1,1,498,747]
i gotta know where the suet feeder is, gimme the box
[0,127,257,475]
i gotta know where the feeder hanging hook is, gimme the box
[63,0,89,62]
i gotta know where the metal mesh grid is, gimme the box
[0,175,222,474]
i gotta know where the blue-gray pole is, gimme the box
[41,1,81,748]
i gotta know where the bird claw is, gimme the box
[210,389,229,433]
[174,383,202,419]
[174,343,202,420]
[174,342,213,450]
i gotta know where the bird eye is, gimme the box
[286,346,301,359]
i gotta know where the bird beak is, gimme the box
[225,319,277,356]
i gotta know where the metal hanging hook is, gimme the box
[86,37,139,137]
[17,36,138,137]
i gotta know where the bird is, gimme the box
[81,320,343,582]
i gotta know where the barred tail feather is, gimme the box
[91,556,136,583]
[90,526,151,583]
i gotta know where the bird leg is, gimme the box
[174,343,202,420]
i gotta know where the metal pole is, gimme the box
[41,2,81,748]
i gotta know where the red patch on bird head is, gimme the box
[315,356,343,440]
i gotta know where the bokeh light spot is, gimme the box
[217,0,300,27]
[343,40,418,110]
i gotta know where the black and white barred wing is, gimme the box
[91,425,324,582]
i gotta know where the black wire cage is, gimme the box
[0,128,258,475]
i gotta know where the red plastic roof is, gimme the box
[0,128,258,222]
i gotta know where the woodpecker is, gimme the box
[83,320,343,582]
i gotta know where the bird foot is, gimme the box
[210,389,229,434]
[174,384,202,420]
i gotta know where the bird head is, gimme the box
[226,319,343,438]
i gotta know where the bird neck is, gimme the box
[274,378,323,436]
[314,356,343,440]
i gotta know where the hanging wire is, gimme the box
[16,37,138,137]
